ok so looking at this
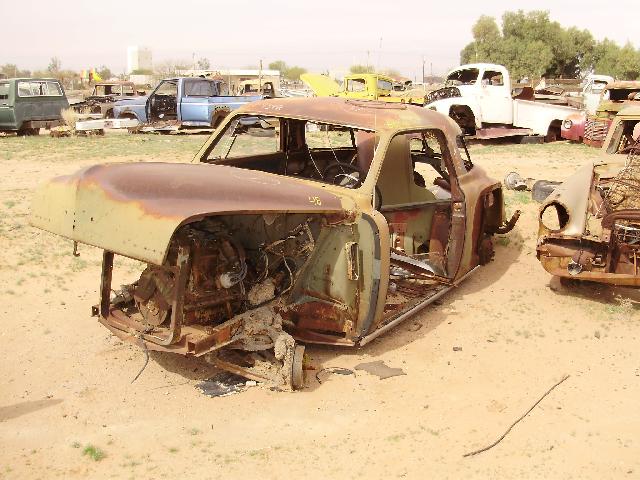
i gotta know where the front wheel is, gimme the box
[17,127,39,136]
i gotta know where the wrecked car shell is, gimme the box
[583,81,640,148]
[31,97,518,389]
[537,106,640,286]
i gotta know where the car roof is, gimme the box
[616,105,640,117]
[234,97,460,134]
[606,81,640,90]
[447,63,505,74]
[3,78,60,82]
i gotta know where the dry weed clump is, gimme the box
[60,108,79,128]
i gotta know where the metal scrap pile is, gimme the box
[604,141,640,211]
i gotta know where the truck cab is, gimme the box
[426,63,580,140]
[113,77,263,129]
[438,64,513,126]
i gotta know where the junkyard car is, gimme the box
[301,73,426,105]
[560,111,587,143]
[113,77,262,130]
[537,105,640,286]
[31,97,518,388]
[0,78,69,135]
[583,81,640,148]
[72,81,139,118]
[560,75,614,143]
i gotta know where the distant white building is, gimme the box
[127,46,153,74]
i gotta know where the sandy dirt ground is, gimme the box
[1,134,639,479]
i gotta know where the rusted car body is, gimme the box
[561,111,586,143]
[72,81,138,118]
[537,106,640,286]
[583,82,640,148]
[31,97,518,388]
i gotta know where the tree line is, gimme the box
[461,10,640,81]
[1,58,113,83]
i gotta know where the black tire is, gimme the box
[545,122,562,143]
[17,127,39,136]
[532,180,561,203]
[518,135,544,144]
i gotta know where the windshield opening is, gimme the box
[445,69,479,86]
[203,114,377,190]
[607,89,640,102]
[606,120,640,154]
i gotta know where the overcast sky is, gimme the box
[2,0,638,79]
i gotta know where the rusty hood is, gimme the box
[31,162,346,265]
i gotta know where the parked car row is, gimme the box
[0,76,269,135]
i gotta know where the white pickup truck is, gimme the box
[425,63,581,141]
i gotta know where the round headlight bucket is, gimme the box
[563,119,573,130]
[540,202,569,231]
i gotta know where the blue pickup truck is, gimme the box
[112,77,263,128]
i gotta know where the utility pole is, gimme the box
[422,56,425,84]
[259,59,263,92]
[366,50,370,72]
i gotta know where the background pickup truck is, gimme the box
[72,81,140,118]
[0,78,69,135]
[301,73,426,105]
[113,77,263,129]
[425,63,581,141]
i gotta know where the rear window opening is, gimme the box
[0,83,9,100]
[16,80,62,97]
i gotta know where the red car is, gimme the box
[561,111,586,142]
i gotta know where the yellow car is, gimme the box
[301,73,425,105]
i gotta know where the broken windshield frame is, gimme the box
[456,135,474,171]
[201,114,377,190]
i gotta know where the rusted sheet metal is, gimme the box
[31,163,345,265]
[233,97,460,134]
[473,127,531,139]
[31,96,516,388]
[283,300,351,333]
[536,111,640,286]
[539,162,595,237]
[539,255,640,286]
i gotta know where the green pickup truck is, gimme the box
[0,78,69,135]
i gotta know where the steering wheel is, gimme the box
[322,162,365,189]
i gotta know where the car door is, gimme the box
[179,78,216,124]
[44,81,66,120]
[375,129,464,278]
[146,80,178,122]
[478,69,513,125]
[343,77,369,99]
[0,82,12,129]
